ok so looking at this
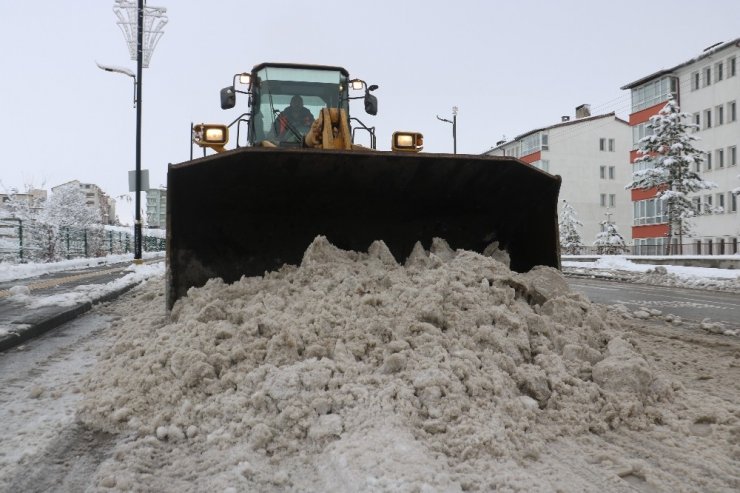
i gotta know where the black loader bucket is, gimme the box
[166,147,561,308]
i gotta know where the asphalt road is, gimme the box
[567,276,740,332]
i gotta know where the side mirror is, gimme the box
[364,93,378,116]
[220,86,236,110]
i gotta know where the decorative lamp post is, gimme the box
[98,0,167,263]
[436,106,458,154]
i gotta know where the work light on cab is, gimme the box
[392,131,424,152]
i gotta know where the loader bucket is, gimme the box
[166,147,561,309]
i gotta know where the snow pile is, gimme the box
[78,237,673,491]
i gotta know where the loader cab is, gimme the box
[244,64,351,147]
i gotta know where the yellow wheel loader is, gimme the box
[166,63,561,308]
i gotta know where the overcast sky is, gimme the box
[2,0,739,225]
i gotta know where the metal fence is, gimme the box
[0,218,165,263]
[569,241,740,256]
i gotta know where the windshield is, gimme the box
[250,66,349,144]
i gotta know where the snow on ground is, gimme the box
[563,255,740,292]
[0,251,165,283]
[65,238,737,492]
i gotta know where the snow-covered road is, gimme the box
[0,242,738,492]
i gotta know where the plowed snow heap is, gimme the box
[79,237,673,491]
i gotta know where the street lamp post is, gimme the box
[98,0,167,263]
[436,106,458,154]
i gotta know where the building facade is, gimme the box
[51,180,117,225]
[621,39,740,255]
[485,106,632,248]
[146,188,167,229]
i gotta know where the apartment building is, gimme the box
[0,188,47,213]
[51,180,117,225]
[146,188,167,229]
[621,38,740,254]
[485,106,632,247]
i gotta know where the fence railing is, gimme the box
[0,218,165,263]
[566,241,740,256]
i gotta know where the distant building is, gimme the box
[146,188,167,229]
[51,180,117,225]
[621,38,740,254]
[0,188,47,214]
[484,107,632,247]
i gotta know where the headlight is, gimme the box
[392,131,423,152]
[193,124,229,145]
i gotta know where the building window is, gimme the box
[715,61,724,82]
[729,145,737,166]
[703,66,712,86]
[608,138,615,152]
[692,112,700,132]
[599,138,606,151]
[631,76,678,112]
[634,198,667,225]
[600,193,606,207]
[632,122,654,147]
[520,132,547,156]
[691,71,700,90]
[730,192,738,213]
[600,165,606,179]
[717,148,725,168]
[729,101,737,122]
[608,166,615,179]
[609,194,616,207]
[706,151,712,170]
[704,109,712,129]
[730,56,737,77]
[704,194,713,213]
[692,196,702,213]
[541,134,549,151]
[717,105,724,125]
[717,193,725,213]
[532,159,549,172]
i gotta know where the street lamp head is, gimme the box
[95,60,136,79]
[452,106,458,116]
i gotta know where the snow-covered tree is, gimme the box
[593,219,627,255]
[34,185,103,261]
[626,98,716,253]
[558,200,583,254]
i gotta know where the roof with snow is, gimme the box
[621,38,740,90]
[484,112,627,153]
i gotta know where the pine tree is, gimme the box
[626,98,716,253]
[593,218,627,255]
[558,200,583,254]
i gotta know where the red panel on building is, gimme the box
[629,101,668,126]
[632,224,669,239]
[519,151,541,164]
[631,186,665,201]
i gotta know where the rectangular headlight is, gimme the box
[205,127,226,143]
[392,131,424,152]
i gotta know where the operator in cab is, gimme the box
[276,95,315,140]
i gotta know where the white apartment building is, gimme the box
[485,106,632,248]
[146,188,167,229]
[621,38,739,254]
[51,180,117,225]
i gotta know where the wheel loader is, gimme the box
[166,62,561,308]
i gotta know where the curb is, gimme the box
[0,282,138,353]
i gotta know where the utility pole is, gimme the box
[436,106,458,154]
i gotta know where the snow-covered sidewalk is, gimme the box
[563,255,740,292]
